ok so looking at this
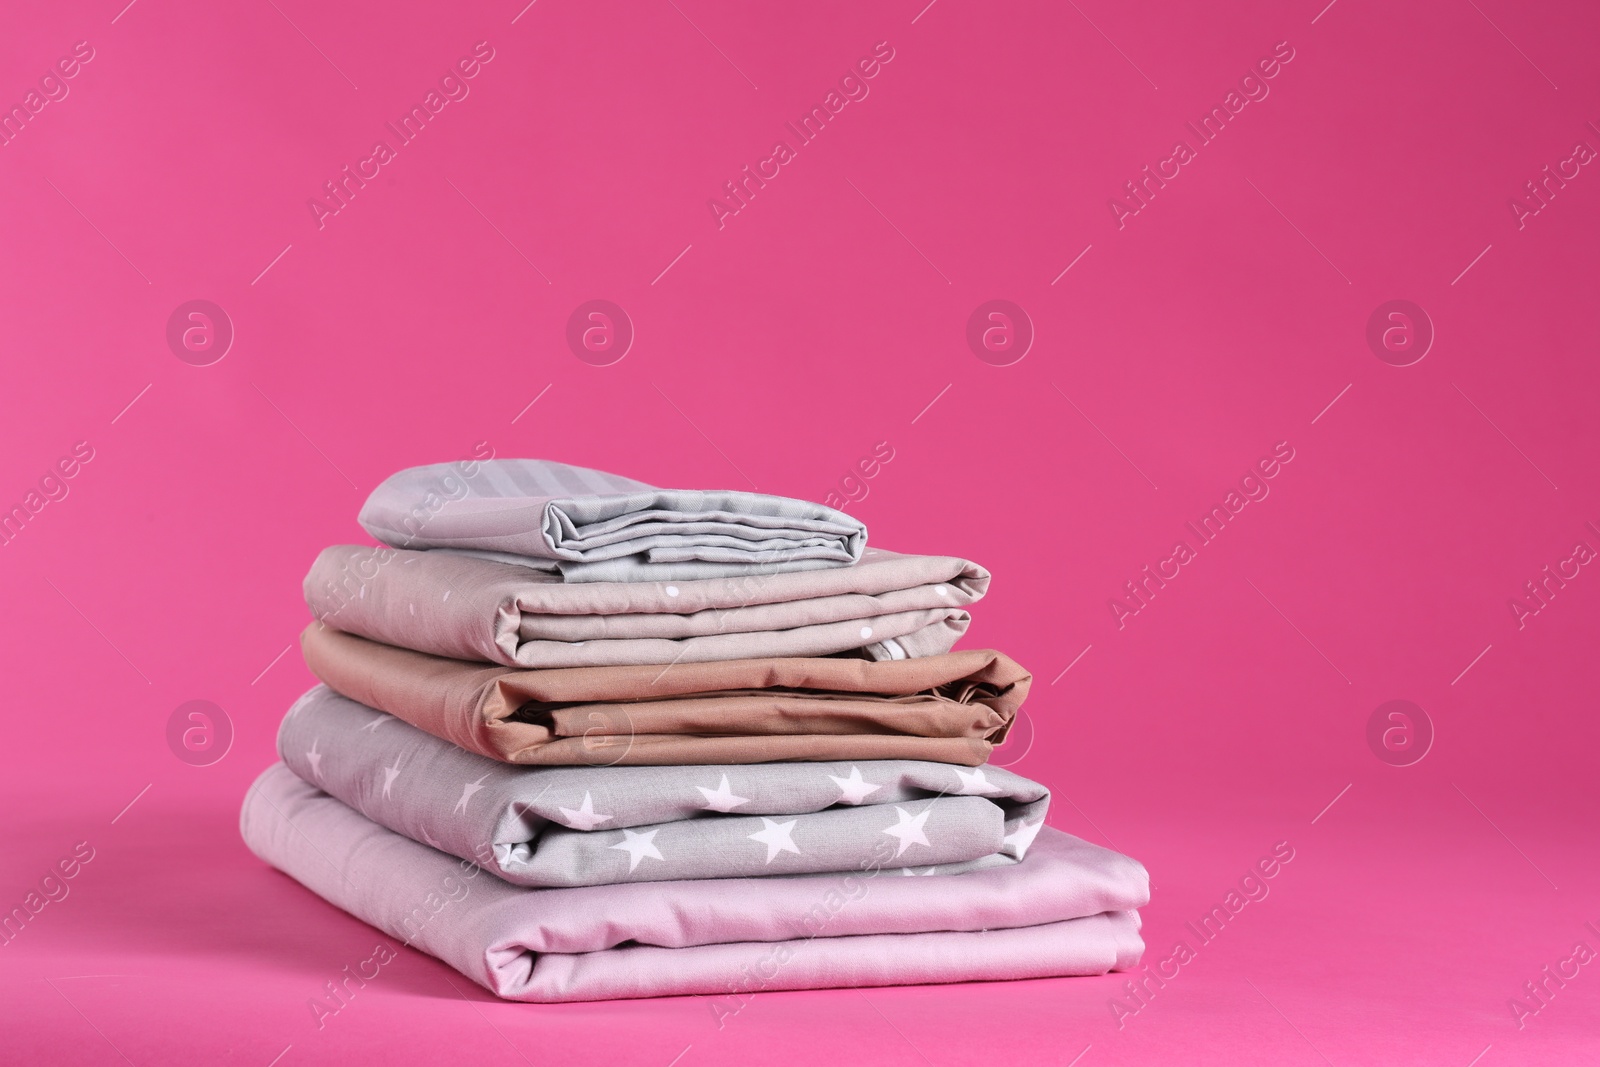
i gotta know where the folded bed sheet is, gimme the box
[359,459,867,583]
[242,763,1148,1002]
[300,626,1030,766]
[280,685,1048,887]
[305,544,986,668]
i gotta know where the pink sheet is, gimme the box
[240,763,1147,1002]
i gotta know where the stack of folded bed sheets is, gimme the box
[241,459,1149,1002]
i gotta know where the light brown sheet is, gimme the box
[300,624,1031,766]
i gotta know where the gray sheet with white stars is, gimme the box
[278,685,1050,887]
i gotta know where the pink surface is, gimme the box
[3,0,1598,1063]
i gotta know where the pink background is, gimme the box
[4,0,1599,1063]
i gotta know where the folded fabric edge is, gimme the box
[241,745,1148,1003]
[481,911,1145,1002]
[275,688,1051,885]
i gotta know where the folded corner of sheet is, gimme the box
[1111,910,1147,972]
[239,761,298,870]
[1121,854,1154,909]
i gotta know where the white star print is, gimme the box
[696,774,750,813]
[827,766,882,805]
[454,773,490,814]
[748,818,801,863]
[953,767,1002,795]
[1002,819,1044,856]
[382,758,403,799]
[609,828,664,872]
[304,740,323,782]
[558,792,614,831]
[882,806,932,857]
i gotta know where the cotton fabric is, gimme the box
[304,544,985,668]
[241,763,1149,1003]
[279,685,1048,886]
[300,625,1029,766]
[358,459,867,582]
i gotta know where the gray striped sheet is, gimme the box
[358,459,866,582]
